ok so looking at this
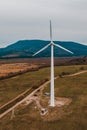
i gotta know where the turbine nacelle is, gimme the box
[50,42,55,46]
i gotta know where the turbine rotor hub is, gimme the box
[50,42,54,46]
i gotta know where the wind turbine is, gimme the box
[33,21,73,107]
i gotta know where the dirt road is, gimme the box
[63,70,87,77]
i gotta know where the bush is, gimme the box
[59,71,70,77]
[79,67,85,70]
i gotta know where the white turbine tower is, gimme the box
[33,21,73,107]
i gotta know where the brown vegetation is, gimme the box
[0,63,38,79]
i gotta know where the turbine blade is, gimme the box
[32,43,51,56]
[54,43,74,54]
[50,20,52,42]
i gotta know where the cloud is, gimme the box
[0,0,87,47]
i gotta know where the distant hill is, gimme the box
[0,40,87,58]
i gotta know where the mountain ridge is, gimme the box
[0,40,87,58]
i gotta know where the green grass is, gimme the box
[0,65,87,130]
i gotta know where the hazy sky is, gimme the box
[0,0,87,47]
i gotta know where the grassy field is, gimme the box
[0,65,87,107]
[0,65,87,130]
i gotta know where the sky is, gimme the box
[0,0,87,47]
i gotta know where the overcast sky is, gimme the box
[0,0,87,47]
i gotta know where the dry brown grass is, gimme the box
[0,63,38,77]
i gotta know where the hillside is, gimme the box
[0,40,87,58]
